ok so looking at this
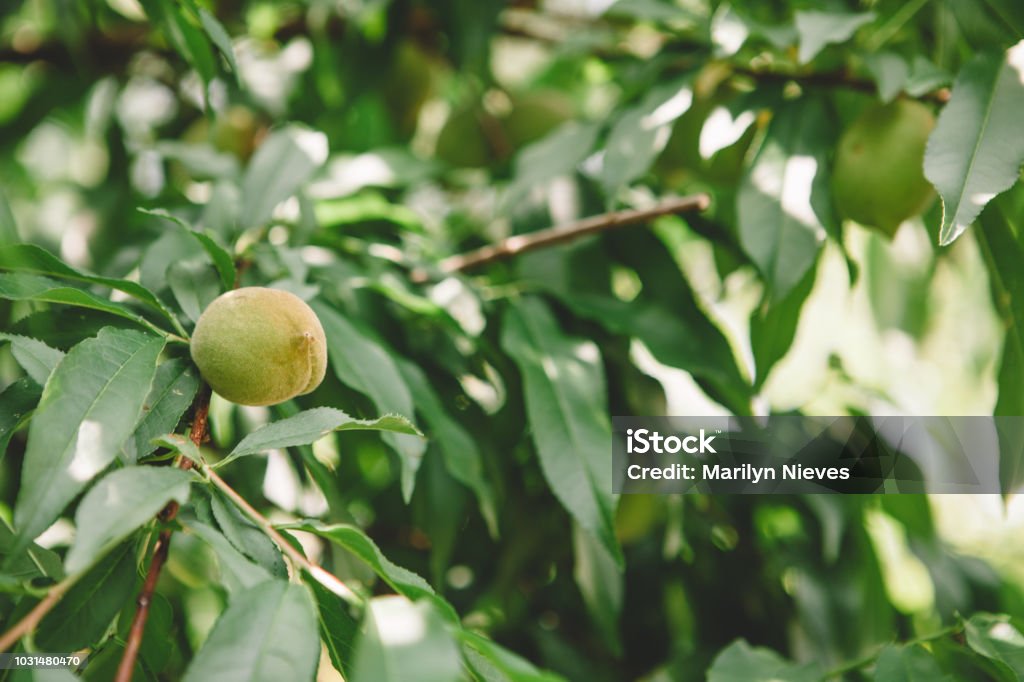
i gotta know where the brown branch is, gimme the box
[115,385,211,682]
[0,573,79,652]
[411,193,711,283]
[204,467,360,605]
[731,66,952,104]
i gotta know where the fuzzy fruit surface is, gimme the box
[190,287,328,406]
[832,99,935,237]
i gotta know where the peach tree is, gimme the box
[1,0,1024,680]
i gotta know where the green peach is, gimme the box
[190,287,327,406]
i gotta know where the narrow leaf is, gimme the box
[280,521,440,607]
[459,629,567,682]
[128,358,201,461]
[222,406,421,466]
[0,516,63,589]
[0,243,182,333]
[311,302,424,500]
[925,42,1024,245]
[602,77,693,195]
[0,378,40,461]
[309,579,361,679]
[965,613,1024,678]
[873,644,947,681]
[13,328,165,549]
[38,543,137,651]
[501,297,622,566]
[350,596,462,682]
[181,514,272,592]
[396,358,499,536]
[198,8,240,79]
[183,580,320,682]
[794,10,875,63]
[241,126,328,229]
[707,640,820,682]
[0,333,64,386]
[0,190,18,243]
[572,522,622,654]
[0,273,169,337]
[211,490,287,579]
[737,98,831,299]
[66,466,192,574]
[977,204,1024,492]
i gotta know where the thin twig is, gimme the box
[115,386,211,682]
[0,574,79,652]
[731,66,951,104]
[203,467,360,605]
[411,193,711,283]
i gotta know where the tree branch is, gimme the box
[731,65,951,104]
[203,467,360,605]
[411,193,711,283]
[115,385,211,682]
[0,573,79,652]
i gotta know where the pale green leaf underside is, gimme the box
[925,42,1024,245]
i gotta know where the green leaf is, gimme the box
[154,141,241,180]
[168,258,222,323]
[311,302,425,501]
[977,204,1024,492]
[0,273,173,338]
[139,0,216,91]
[0,378,40,461]
[0,333,64,386]
[180,514,272,592]
[349,596,461,682]
[241,125,328,229]
[188,229,236,291]
[0,243,183,334]
[396,358,499,537]
[66,466,192,574]
[925,43,1024,245]
[750,260,818,389]
[965,613,1024,679]
[210,490,287,579]
[601,77,693,196]
[308,578,362,679]
[572,522,622,655]
[737,98,831,300]
[873,644,948,681]
[116,590,176,674]
[865,52,911,103]
[151,433,205,466]
[197,7,240,79]
[459,629,566,682]
[707,640,820,682]
[0,516,63,589]
[280,521,442,607]
[37,542,137,651]
[128,358,201,461]
[0,190,18,243]
[220,406,421,467]
[504,122,601,209]
[794,10,875,63]
[137,210,237,292]
[501,297,622,566]
[183,580,320,682]
[13,328,165,550]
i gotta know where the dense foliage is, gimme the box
[1,0,1024,680]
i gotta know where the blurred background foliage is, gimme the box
[2,0,1024,679]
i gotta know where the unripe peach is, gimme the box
[190,287,327,406]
